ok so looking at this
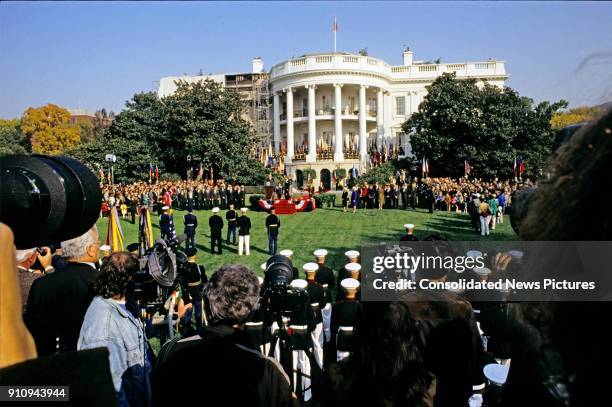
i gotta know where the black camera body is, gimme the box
[261,255,309,316]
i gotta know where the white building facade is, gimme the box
[270,49,507,188]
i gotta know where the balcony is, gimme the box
[316,151,334,160]
[344,151,359,160]
[270,54,507,82]
[293,152,306,161]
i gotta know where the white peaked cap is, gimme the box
[162,206,170,210]
[341,278,360,290]
[212,207,220,213]
[99,245,111,251]
[260,262,267,271]
[303,262,319,272]
[404,224,415,229]
[507,250,524,258]
[241,207,248,212]
[473,267,492,275]
[466,250,483,259]
[345,250,360,259]
[290,279,308,289]
[280,249,293,257]
[475,193,481,198]
[345,263,362,272]
[314,249,328,257]
[257,276,264,285]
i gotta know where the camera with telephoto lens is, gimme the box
[0,154,102,249]
[129,235,188,307]
[261,255,309,316]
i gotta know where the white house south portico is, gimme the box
[269,49,508,189]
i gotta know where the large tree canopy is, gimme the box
[86,80,267,184]
[0,119,28,156]
[21,104,81,155]
[402,73,567,179]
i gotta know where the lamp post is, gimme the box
[105,154,117,185]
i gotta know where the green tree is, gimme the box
[21,104,81,155]
[0,119,28,156]
[66,137,158,184]
[402,73,567,179]
[357,162,395,185]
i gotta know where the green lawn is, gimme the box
[98,205,516,276]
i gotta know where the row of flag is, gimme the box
[148,163,159,182]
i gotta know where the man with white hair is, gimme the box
[25,226,101,356]
[16,247,52,313]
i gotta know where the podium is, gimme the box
[264,182,275,200]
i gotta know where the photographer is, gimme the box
[78,252,151,407]
[152,265,297,407]
[25,226,101,356]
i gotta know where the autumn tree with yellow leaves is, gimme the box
[20,104,81,155]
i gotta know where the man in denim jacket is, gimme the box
[78,252,151,407]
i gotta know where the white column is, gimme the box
[376,88,384,148]
[334,83,343,161]
[273,92,281,154]
[307,84,317,163]
[286,88,294,163]
[359,85,367,161]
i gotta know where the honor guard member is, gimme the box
[226,204,238,245]
[181,247,207,333]
[265,207,281,255]
[336,250,360,299]
[208,207,224,254]
[303,262,325,368]
[280,249,300,280]
[126,243,139,256]
[400,223,419,242]
[332,278,361,362]
[183,209,198,250]
[237,207,252,256]
[313,249,334,342]
[159,206,175,241]
[287,279,316,402]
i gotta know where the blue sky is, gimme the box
[1,1,611,118]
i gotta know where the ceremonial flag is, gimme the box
[425,159,429,175]
[155,164,159,181]
[99,168,104,183]
[210,167,214,181]
[513,158,518,177]
[465,160,471,177]
[519,158,525,175]
[422,158,426,177]
[332,17,338,53]
[139,207,154,252]
[196,164,203,182]
[149,163,153,182]
[106,206,125,252]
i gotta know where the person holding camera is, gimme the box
[25,226,101,356]
[78,252,151,407]
[152,264,297,407]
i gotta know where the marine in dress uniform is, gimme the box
[159,206,175,241]
[400,223,419,242]
[265,208,281,255]
[183,209,198,250]
[208,207,224,254]
[313,249,335,344]
[303,262,325,369]
[280,249,299,280]
[336,250,360,299]
[180,247,207,333]
[225,204,237,245]
[331,278,361,362]
[237,207,251,256]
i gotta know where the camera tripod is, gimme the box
[267,314,322,402]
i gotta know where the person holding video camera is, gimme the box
[152,264,297,407]
[78,252,151,407]
[25,226,101,356]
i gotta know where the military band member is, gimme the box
[237,207,251,256]
[400,223,419,242]
[265,208,281,255]
[209,207,223,254]
[313,249,334,343]
[183,208,198,250]
[226,204,237,245]
[332,278,361,362]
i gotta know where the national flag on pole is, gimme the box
[155,164,159,181]
[422,158,426,177]
[513,158,518,177]
[149,163,153,181]
[425,159,429,175]
[465,160,471,176]
[138,207,154,252]
[519,158,525,175]
[332,17,339,33]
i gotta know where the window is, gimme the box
[322,95,329,109]
[368,97,376,112]
[348,96,355,111]
[395,96,406,116]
